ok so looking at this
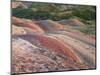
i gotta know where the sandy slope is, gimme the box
[12,17,96,74]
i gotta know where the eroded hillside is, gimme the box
[12,1,96,74]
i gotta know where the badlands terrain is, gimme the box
[12,2,96,74]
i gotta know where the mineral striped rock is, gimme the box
[12,17,96,74]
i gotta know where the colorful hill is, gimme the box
[12,17,96,74]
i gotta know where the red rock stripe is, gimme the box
[33,34,81,63]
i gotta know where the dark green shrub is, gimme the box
[12,8,55,20]
[12,8,73,20]
[12,8,34,19]
[72,6,96,20]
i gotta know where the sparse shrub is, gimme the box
[79,22,96,35]
[72,6,96,20]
